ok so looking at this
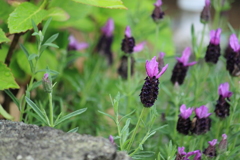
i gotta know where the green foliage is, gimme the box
[0,29,10,43]
[73,0,127,9]
[0,104,13,120]
[0,62,19,90]
[8,2,47,33]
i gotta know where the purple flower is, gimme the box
[229,34,240,52]
[43,73,49,81]
[195,106,212,119]
[222,133,227,140]
[180,104,193,119]
[186,150,202,160]
[208,139,217,146]
[176,47,197,66]
[109,135,115,144]
[68,35,88,51]
[133,42,146,52]
[210,28,222,45]
[154,0,162,7]
[218,82,233,98]
[178,147,187,155]
[146,56,168,79]
[101,19,114,37]
[125,26,132,38]
[205,0,210,6]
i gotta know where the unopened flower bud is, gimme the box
[42,73,52,93]
[219,134,227,152]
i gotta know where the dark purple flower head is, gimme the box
[200,0,211,24]
[154,0,162,7]
[68,35,89,51]
[101,19,114,37]
[195,106,212,119]
[218,82,233,98]
[176,47,197,66]
[133,42,146,53]
[180,104,193,119]
[229,34,240,52]
[208,139,217,146]
[125,26,132,38]
[146,56,168,79]
[210,29,222,45]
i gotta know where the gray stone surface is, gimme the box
[0,120,132,160]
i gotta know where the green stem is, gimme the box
[155,23,160,55]
[49,92,54,127]
[116,113,123,150]
[127,55,131,83]
[197,24,206,60]
[126,107,146,151]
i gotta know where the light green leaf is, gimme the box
[0,29,10,43]
[67,127,79,133]
[0,62,19,90]
[0,104,13,120]
[43,43,59,48]
[54,108,87,126]
[72,0,127,9]
[47,7,69,22]
[28,53,38,61]
[4,89,20,109]
[8,2,47,33]
[25,97,48,125]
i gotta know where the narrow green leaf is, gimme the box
[151,124,168,132]
[28,54,38,61]
[42,17,52,35]
[0,29,10,43]
[120,109,135,122]
[54,108,87,126]
[121,118,131,144]
[44,33,59,44]
[31,19,38,33]
[19,44,34,73]
[25,97,48,125]
[8,2,47,33]
[0,104,13,120]
[72,0,127,9]
[0,62,19,90]
[67,127,79,133]
[31,81,42,90]
[4,89,20,108]
[43,43,59,48]
[98,110,115,122]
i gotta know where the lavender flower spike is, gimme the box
[209,139,218,146]
[176,47,197,66]
[178,147,187,155]
[68,35,88,51]
[101,18,114,37]
[219,134,228,151]
[109,135,114,144]
[154,0,162,7]
[175,147,187,160]
[146,56,168,79]
[186,150,202,160]
[195,105,212,119]
[222,134,227,140]
[218,82,233,98]
[180,104,193,119]
[133,41,146,53]
[230,34,240,52]
[210,28,222,45]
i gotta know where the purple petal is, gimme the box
[154,0,162,7]
[205,0,210,6]
[218,82,233,98]
[186,150,201,160]
[178,147,186,155]
[76,42,89,50]
[210,28,222,45]
[180,104,193,119]
[156,64,168,78]
[133,42,146,52]
[195,106,212,118]
[101,18,114,37]
[43,73,49,80]
[187,61,197,66]
[176,47,195,66]
[109,135,114,144]
[68,35,88,51]
[159,52,165,59]
[208,139,218,146]
[146,56,159,78]
[222,134,227,140]
[125,26,132,38]
[229,34,240,52]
